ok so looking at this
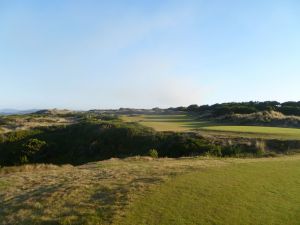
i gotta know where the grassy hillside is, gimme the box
[122,114,300,140]
[1,156,300,225]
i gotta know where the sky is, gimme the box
[1,0,300,110]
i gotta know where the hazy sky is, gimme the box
[1,0,300,109]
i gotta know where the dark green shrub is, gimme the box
[222,145,241,156]
[208,145,222,156]
[19,155,29,164]
[22,138,47,156]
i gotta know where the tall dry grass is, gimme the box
[224,111,300,127]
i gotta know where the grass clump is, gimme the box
[148,149,158,158]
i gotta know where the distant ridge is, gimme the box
[34,109,73,115]
[0,109,40,115]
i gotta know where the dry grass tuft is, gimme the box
[0,164,73,175]
[227,110,300,127]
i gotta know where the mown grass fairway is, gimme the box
[122,114,300,140]
[121,114,208,132]
[201,125,300,140]
[119,157,300,225]
[1,156,300,224]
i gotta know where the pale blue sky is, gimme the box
[1,0,300,109]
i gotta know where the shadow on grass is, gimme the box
[0,174,164,225]
[90,176,164,222]
[0,183,65,225]
[143,115,217,129]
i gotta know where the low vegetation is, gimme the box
[218,110,300,128]
[1,112,300,167]
[0,113,75,134]
[1,156,300,225]
[0,119,230,166]
[148,149,159,158]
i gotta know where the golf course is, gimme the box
[122,114,300,140]
[3,0,300,223]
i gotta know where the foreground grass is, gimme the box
[0,157,227,225]
[122,114,300,140]
[119,158,300,225]
[1,156,300,224]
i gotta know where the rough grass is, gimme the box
[0,115,75,134]
[0,164,72,175]
[1,156,300,224]
[226,110,300,127]
[122,114,300,140]
[0,157,227,225]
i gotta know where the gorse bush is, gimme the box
[222,145,242,156]
[20,138,47,164]
[207,145,222,157]
[22,138,47,156]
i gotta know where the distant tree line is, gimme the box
[174,101,300,117]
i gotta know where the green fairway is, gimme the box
[121,114,300,140]
[121,114,209,132]
[118,157,300,225]
[201,125,300,140]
